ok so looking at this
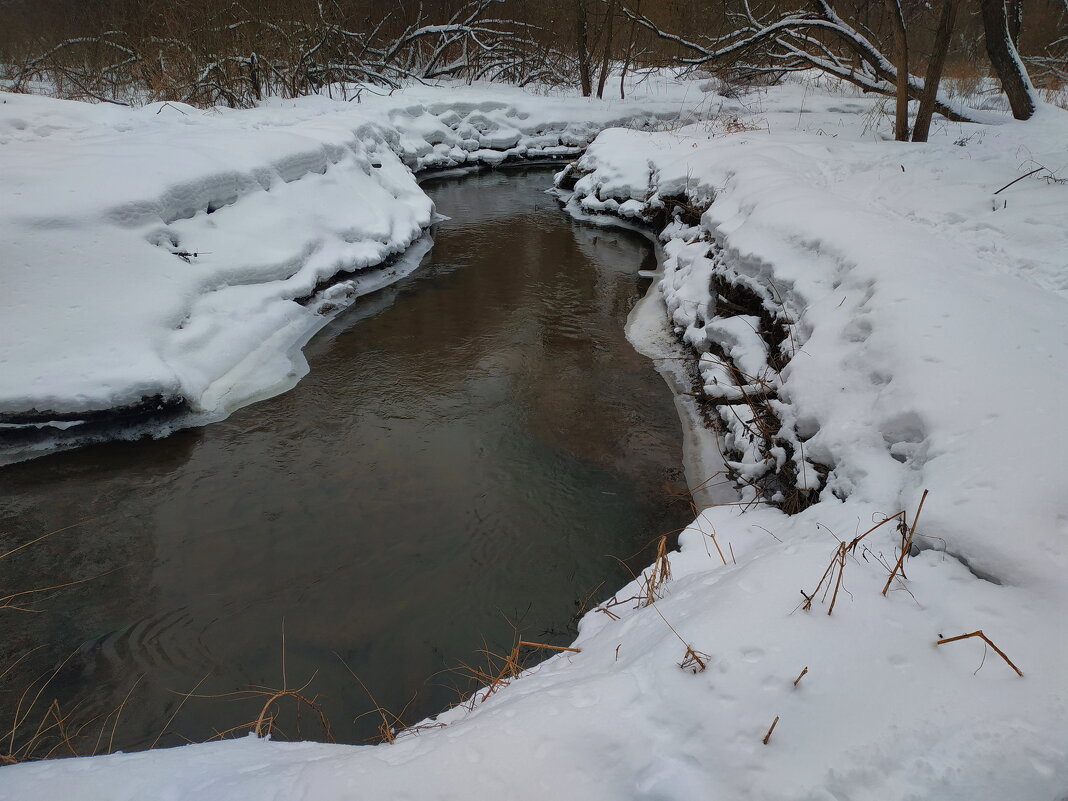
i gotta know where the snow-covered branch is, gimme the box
[619,0,1010,125]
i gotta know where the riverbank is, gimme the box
[2,78,1067,799]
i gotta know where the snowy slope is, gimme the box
[0,79,703,459]
[2,81,1067,800]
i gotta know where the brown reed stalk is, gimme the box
[936,630,1023,677]
[882,489,929,595]
[762,715,780,744]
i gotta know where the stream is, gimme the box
[0,168,693,752]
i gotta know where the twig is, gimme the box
[792,666,808,687]
[936,630,1023,677]
[826,543,847,615]
[0,518,98,562]
[993,166,1045,195]
[881,490,928,596]
[151,672,211,749]
[516,641,581,654]
[762,715,780,744]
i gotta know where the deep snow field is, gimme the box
[1,74,1066,800]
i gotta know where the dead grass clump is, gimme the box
[801,490,933,615]
[601,528,681,613]
[640,534,673,606]
[596,531,715,677]
[720,114,763,135]
[801,510,906,614]
[449,638,581,713]
[679,646,710,674]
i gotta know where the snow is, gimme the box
[3,77,1068,799]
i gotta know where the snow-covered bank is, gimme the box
[557,88,1068,590]
[554,85,1068,794]
[0,79,704,461]
[3,80,1067,800]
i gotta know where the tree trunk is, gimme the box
[596,0,616,99]
[1007,0,1022,45]
[980,0,1037,119]
[883,0,910,141]
[575,0,592,97]
[619,0,640,99]
[248,52,262,102]
[912,0,958,141]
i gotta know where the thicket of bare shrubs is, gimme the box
[0,0,1063,117]
[0,0,574,106]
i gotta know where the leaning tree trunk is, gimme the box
[575,0,592,97]
[884,0,910,141]
[1007,0,1022,45]
[980,0,1037,119]
[913,0,959,141]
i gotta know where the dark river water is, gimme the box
[0,169,691,754]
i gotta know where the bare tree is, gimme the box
[3,0,1062,112]
[575,0,593,96]
[618,0,642,99]
[912,0,959,142]
[596,0,617,99]
[883,0,910,140]
[621,0,1044,127]
[980,0,1039,119]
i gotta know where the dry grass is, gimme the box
[640,534,673,606]
[800,490,934,617]
[594,536,714,677]
[603,527,683,611]
[0,519,136,763]
[448,638,582,713]
[801,510,906,614]
[336,656,429,744]
[679,646,710,674]
[1,649,146,763]
[180,624,336,745]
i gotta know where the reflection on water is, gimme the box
[0,169,691,752]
